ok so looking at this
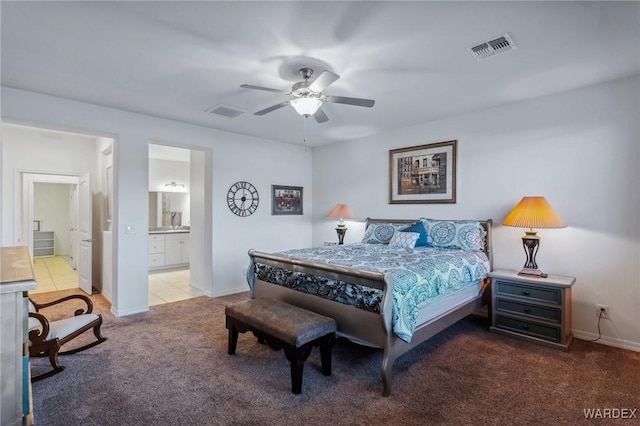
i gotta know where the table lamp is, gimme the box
[326,204,355,245]
[503,196,566,278]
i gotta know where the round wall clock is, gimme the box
[227,181,259,217]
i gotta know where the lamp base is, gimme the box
[335,226,347,245]
[518,268,548,278]
[518,231,548,278]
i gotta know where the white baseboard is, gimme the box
[212,286,249,298]
[111,305,149,317]
[573,330,640,352]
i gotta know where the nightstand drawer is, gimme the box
[496,298,561,323]
[495,315,561,343]
[495,280,561,304]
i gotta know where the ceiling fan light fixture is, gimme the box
[290,97,322,116]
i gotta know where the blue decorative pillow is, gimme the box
[421,218,486,251]
[361,223,409,244]
[400,221,428,247]
[388,231,419,249]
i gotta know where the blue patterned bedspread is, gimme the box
[256,243,490,343]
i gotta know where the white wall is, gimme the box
[2,125,100,247]
[2,87,313,315]
[312,75,640,351]
[189,149,208,293]
[149,157,190,193]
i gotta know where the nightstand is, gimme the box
[489,269,575,351]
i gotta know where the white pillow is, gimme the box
[388,231,419,249]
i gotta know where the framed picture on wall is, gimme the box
[271,185,303,215]
[389,140,457,204]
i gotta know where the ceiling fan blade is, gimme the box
[308,70,340,92]
[241,84,286,94]
[254,101,290,116]
[326,95,375,108]
[313,108,329,123]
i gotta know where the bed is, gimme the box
[246,218,493,396]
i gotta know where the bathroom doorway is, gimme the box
[148,143,204,305]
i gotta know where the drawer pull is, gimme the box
[523,308,531,313]
[522,291,531,296]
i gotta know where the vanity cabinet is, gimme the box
[148,234,166,269]
[148,233,189,270]
[165,233,190,266]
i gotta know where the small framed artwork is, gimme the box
[389,140,457,204]
[272,185,303,215]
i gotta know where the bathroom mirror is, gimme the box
[149,192,190,228]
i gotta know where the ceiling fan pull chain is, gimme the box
[303,115,308,148]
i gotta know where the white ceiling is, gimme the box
[2,1,639,147]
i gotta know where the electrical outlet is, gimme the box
[597,304,609,319]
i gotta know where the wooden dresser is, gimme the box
[489,269,575,351]
[1,246,37,425]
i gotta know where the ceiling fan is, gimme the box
[241,68,375,123]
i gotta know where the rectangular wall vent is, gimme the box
[468,33,516,60]
[205,104,245,118]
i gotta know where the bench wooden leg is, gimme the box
[228,325,238,355]
[319,334,334,376]
[284,344,313,394]
[225,309,336,395]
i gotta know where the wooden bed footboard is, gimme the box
[246,218,493,396]
[247,250,394,347]
[247,250,491,396]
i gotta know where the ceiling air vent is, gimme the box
[205,104,245,118]
[468,33,516,60]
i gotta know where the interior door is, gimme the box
[78,172,93,295]
[69,185,78,269]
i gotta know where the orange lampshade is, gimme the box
[503,197,566,229]
[326,204,356,221]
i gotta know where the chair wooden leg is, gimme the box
[31,340,65,382]
[59,320,107,355]
[59,337,107,355]
[93,321,106,341]
[31,365,66,382]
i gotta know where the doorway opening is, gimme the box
[22,171,94,296]
[30,179,79,293]
[6,123,113,301]
[148,143,205,306]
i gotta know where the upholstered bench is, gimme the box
[225,298,336,394]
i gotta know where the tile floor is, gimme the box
[31,256,79,294]
[148,268,202,306]
[30,255,200,306]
